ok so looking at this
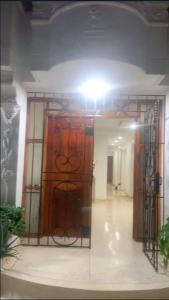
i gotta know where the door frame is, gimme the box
[22,94,165,244]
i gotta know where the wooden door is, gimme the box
[41,112,94,241]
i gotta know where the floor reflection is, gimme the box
[12,185,169,288]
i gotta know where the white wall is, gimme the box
[113,142,134,197]
[124,142,134,197]
[113,150,121,188]
[121,149,127,191]
[164,92,169,221]
[15,81,27,206]
[93,133,108,200]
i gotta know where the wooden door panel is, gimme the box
[41,113,94,238]
[45,116,93,173]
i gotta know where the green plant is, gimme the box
[158,217,169,270]
[0,204,25,258]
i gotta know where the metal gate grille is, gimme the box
[22,93,165,260]
[143,100,164,271]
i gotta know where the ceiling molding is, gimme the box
[30,1,169,27]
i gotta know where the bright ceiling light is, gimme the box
[118,136,123,139]
[130,123,137,129]
[112,143,115,146]
[114,140,119,143]
[115,231,120,240]
[104,222,109,233]
[79,79,112,100]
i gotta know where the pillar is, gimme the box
[1,69,20,205]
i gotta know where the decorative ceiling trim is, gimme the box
[27,92,165,117]
[30,1,169,27]
[27,92,165,102]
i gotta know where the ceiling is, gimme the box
[29,1,169,24]
[22,1,169,94]
[24,59,169,95]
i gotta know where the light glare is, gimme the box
[105,222,109,233]
[130,123,137,129]
[79,79,112,99]
[115,232,120,240]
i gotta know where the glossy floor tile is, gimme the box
[9,186,169,289]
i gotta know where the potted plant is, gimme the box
[0,204,25,269]
[158,217,169,271]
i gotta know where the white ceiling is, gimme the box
[24,59,169,95]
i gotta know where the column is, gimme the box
[1,69,20,205]
[164,92,169,221]
[124,142,134,197]
[94,134,108,200]
[113,149,122,189]
[121,149,127,191]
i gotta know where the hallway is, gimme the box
[4,187,168,291]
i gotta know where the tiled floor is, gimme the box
[5,186,169,290]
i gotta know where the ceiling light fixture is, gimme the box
[118,136,123,140]
[79,79,112,100]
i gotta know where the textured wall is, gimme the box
[0,1,30,205]
[164,92,169,221]
[31,2,168,80]
[15,81,27,207]
[1,71,20,204]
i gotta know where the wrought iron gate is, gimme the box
[143,100,163,271]
[22,93,164,261]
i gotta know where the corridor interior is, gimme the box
[7,186,168,290]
